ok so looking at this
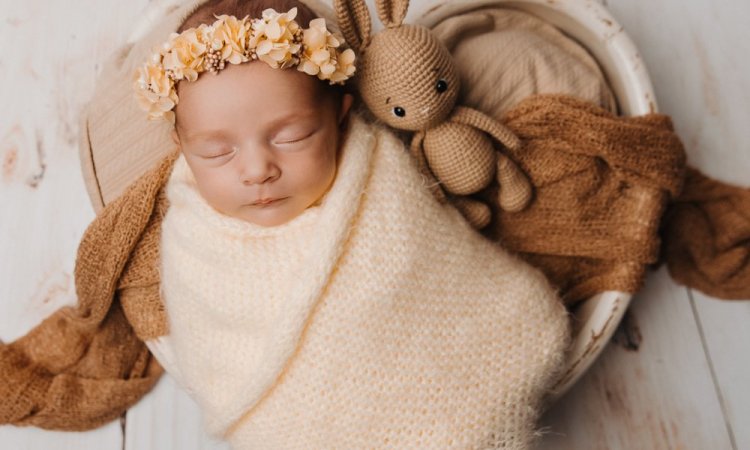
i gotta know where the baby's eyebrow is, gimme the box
[184,130,232,142]
[183,110,318,142]
[268,110,317,125]
[264,111,319,134]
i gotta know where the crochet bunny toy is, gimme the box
[334,0,533,229]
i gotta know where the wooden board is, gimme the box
[691,292,749,450]
[538,268,735,449]
[538,0,749,448]
[0,1,148,449]
[1,0,747,448]
[125,376,229,450]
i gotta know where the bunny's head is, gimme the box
[335,0,460,131]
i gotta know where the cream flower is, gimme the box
[135,61,169,96]
[210,14,251,65]
[161,28,206,81]
[251,7,301,68]
[329,48,356,83]
[133,64,178,123]
[257,7,299,37]
[298,18,356,84]
[133,8,356,121]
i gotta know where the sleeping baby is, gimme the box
[0,0,570,448]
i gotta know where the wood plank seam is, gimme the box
[120,414,126,450]
[688,288,739,450]
[84,118,106,209]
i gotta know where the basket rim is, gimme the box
[100,0,651,403]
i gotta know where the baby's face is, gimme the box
[172,62,352,227]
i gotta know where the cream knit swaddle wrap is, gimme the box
[150,113,570,449]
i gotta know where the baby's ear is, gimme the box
[338,93,355,126]
[170,129,181,148]
[334,0,372,52]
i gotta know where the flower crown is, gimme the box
[133,7,356,123]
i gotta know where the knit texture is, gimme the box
[336,0,535,229]
[477,95,687,304]
[3,95,747,434]
[431,6,617,117]
[150,112,571,449]
[358,23,458,131]
[0,150,177,430]
[662,167,750,299]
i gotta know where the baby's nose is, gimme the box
[239,146,280,185]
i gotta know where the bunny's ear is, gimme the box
[334,0,372,52]
[375,0,410,28]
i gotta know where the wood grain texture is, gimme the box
[125,376,230,450]
[607,0,748,448]
[538,268,734,449]
[0,1,149,448]
[538,0,750,448]
[1,0,747,449]
[691,292,748,450]
[605,0,750,188]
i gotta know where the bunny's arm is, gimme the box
[451,106,521,151]
[451,106,533,212]
[410,131,449,204]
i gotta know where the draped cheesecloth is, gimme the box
[147,112,570,449]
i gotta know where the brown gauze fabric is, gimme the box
[0,150,176,431]
[1,94,748,431]
[478,95,749,304]
[479,94,687,304]
[661,167,750,299]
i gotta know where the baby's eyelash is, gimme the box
[203,146,237,159]
[281,135,308,144]
[277,129,316,144]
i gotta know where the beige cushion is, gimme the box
[429,6,616,117]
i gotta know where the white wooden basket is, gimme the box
[79,0,656,404]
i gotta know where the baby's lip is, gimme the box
[249,197,286,205]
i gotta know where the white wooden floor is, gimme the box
[1,0,747,449]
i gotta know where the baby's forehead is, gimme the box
[174,63,336,132]
[178,108,321,138]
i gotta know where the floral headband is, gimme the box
[133,7,356,123]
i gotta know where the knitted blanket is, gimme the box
[148,113,569,448]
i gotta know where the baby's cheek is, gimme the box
[196,172,237,210]
[291,157,334,204]
[296,140,336,178]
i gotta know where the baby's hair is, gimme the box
[175,0,353,130]
[178,0,317,33]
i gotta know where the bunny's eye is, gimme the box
[436,79,448,93]
[393,107,406,117]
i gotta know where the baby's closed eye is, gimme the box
[273,126,319,145]
[201,145,235,159]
